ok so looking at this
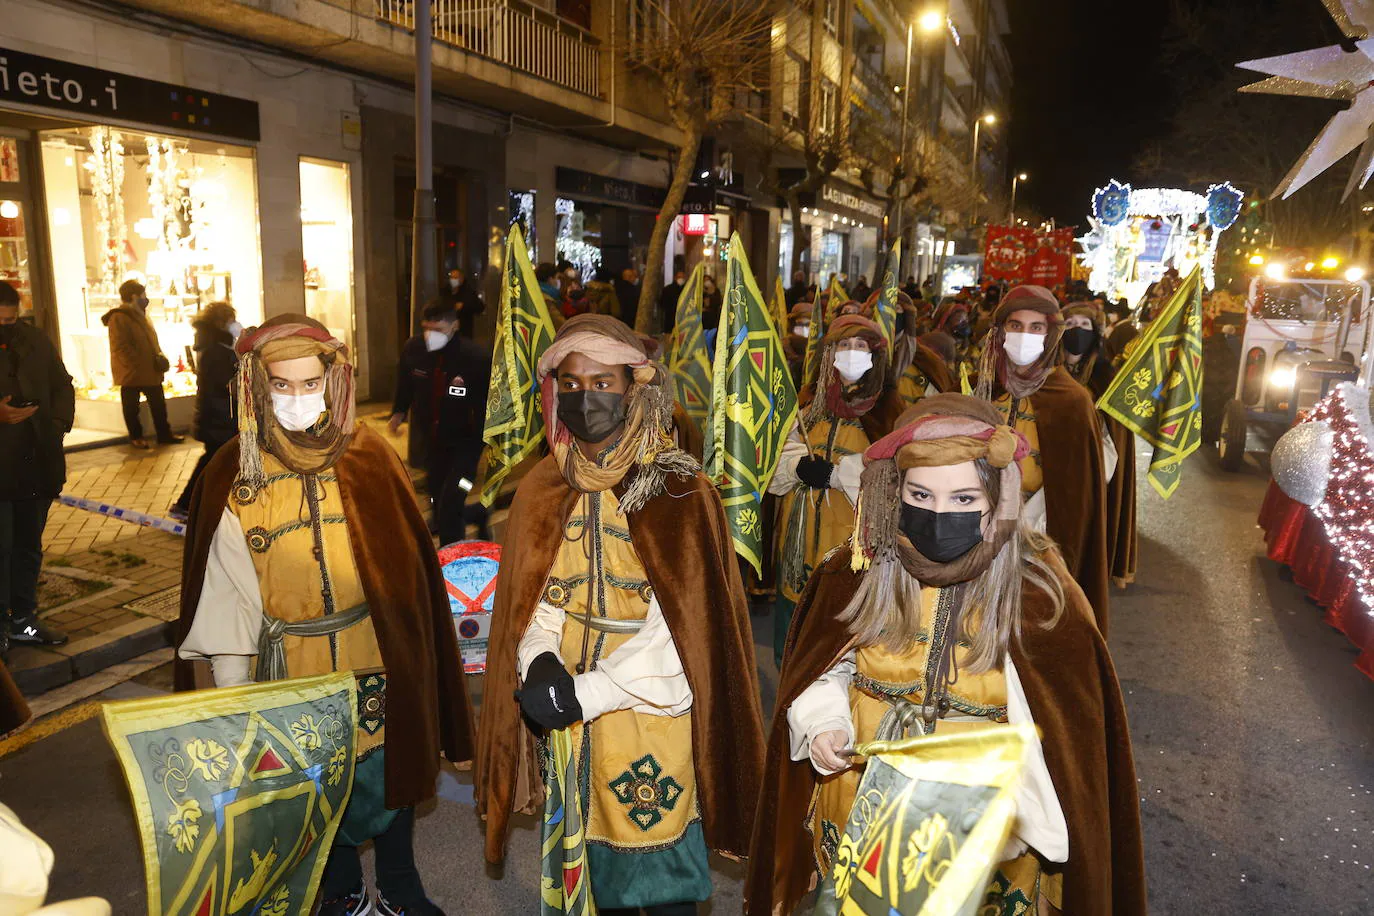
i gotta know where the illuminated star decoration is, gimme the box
[1307,383,1374,615]
[1236,0,1374,200]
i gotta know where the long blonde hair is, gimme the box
[838,458,1066,674]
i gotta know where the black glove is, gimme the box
[518,651,583,731]
[796,455,835,490]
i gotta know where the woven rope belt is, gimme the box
[255,602,371,682]
[565,609,646,635]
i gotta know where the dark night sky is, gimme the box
[1005,0,1169,227]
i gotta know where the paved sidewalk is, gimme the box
[8,412,422,695]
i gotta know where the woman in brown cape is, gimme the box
[767,315,906,666]
[475,314,764,914]
[1061,302,1138,588]
[746,393,1146,916]
[974,285,1112,632]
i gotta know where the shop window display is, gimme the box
[299,158,356,358]
[556,196,601,279]
[0,198,30,315]
[40,126,262,406]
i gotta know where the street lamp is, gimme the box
[1009,172,1028,223]
[892,7,947,276]
[970,112,996,179]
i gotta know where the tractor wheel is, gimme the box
[1218,399,1248,472]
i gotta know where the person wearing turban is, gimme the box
[767,315,905,666]
[476,315,764,915]
[746,394,1146,916]
[1061,301,1138,588]
[784,301,814,390]
[883,288,955,407]
[175,315,474,916]
[974,285,1112,630]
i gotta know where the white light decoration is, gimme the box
[1307,383,1374,616]
[0,200,17,219]
[1077,182,1236,303]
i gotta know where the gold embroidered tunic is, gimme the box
[802,587,1063,914]
[994,392,1044,495]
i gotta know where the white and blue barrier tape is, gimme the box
[57,494,187,537]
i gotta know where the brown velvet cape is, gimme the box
[475,455,766,866]
[1024,367,1112,633]
[745,546,1147,916]
[0,659,29,737]
[1074,362,1139,589]
[173,425,475,809]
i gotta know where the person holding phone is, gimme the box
[0,280,74,651]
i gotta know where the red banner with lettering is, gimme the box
[983,225,1075,288]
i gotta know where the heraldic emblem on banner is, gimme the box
[816,725,1034,916]
[101,672,358,916]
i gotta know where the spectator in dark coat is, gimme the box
[443,268,486,338]
[170,302,240,520]
[614,267,642,328]
[0,281,73,650]
[659,268,686,334]
[785,269,810,306]
[388,300,493,544]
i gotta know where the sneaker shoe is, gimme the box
[9,614,68,647]
[129,438,152,450]
[376,893,444,916]
[317,888,374,916]
[168,505,190,522]
[157,434,187,445]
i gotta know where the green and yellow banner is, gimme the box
[873,240,902,352]
[482,229,559,506]
[706,234,800,574]
[1097,265,1204,498]
[101,673,358,916]
[667,262,710,435]
[540,727,596,915]
[817,726,1033,916]
[773,275,790,337]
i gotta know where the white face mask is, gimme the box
[272,390,327,432]
[448,277,461,290]
[226,320,243,341]
[792,324,810,339]
[833,350,874,384]
[1003,331,1046,367]
[424,329,451,352]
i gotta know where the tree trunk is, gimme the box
[637,130,704,334]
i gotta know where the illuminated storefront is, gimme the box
[299,158,356,357]
[40,127,263,413]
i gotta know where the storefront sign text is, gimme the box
[821,184,884,221]
[555,167,666,210]
[0,47,260,142]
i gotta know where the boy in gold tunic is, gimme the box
[476,315,765,915]
[177,316,474,916]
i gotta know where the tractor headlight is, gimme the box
[1268,366,1297,390]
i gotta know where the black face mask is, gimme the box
[899,504,984,562]
[952,322,972,340]
[1062,326,1097,356]
[557,390,627,444]
[0,324,13,345]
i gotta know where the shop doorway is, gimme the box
[393,166,471,338]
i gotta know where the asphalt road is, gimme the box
[1,444,1371,913]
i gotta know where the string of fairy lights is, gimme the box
[1309,383,1374,615]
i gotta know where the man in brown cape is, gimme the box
[746,547,1147,916]
[975,284,1112,630]
[476,314,765,915]
[175,315,473,916]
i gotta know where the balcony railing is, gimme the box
[376,0,602,98]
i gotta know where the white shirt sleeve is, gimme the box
[179,508,264,664]
[517,601,567,680]
[832,453,864,507]
[1005,654,1069,863]
[1100,414,1119,485]
[769,420,810,495]
[572,595,693,721]
[786,651,857,775]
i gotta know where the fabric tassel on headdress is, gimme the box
[236,354,266,487]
